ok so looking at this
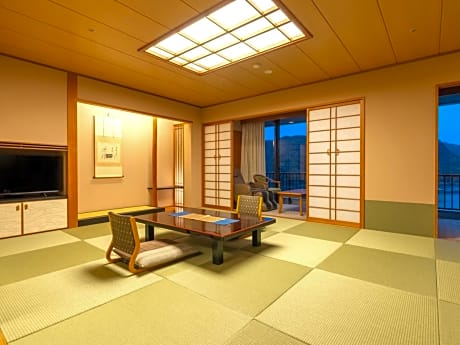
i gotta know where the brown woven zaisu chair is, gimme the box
[106,212,199,273]
[236,195,263,219]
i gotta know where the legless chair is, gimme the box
[106,212,199,273]
[0,327,7,345]
[236,195,263,219]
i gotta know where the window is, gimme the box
[264,114,306,190]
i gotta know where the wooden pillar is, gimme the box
[66,72,78,228]
[151,117,158,206]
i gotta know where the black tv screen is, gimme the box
[0,148,65,198]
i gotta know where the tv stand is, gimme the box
[0,197,67,238]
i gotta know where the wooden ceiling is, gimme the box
[1,0,459,107]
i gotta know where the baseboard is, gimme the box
[78,208,164,226]
[364,200,435,237]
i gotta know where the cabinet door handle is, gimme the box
[16,205,20,211]
[24,204,28,210]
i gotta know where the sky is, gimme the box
[265,122,306,140]
[438,103,460,145]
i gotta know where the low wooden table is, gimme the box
[135,207,276,265]
[278,189,307,216]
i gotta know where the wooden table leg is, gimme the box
[252,229,261,247]
[145,224,155,241]
[278,194,283,213]
[212,240,224,265]
[299,196,303,216]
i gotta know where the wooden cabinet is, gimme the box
[0,198,67,238]
[0,202,22,237]
[23,199,68,234]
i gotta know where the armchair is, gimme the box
[233,168,276,211]
[253,174,280,209]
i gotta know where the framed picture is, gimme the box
[94,115,123,178]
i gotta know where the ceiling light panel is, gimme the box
[143,0,311,74]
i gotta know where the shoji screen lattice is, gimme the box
[174,124,184,206]
[307,101,363,227]
[203,122,233,209]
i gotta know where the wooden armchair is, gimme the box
[253,174,281,194]
[106,212,199,273]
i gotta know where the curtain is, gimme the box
[241,121,265,183]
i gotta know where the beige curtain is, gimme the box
[241,121,265,183]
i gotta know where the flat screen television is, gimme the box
[0,148,66,199]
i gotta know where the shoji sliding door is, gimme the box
[203,121,233,210]
[307,101,364,227]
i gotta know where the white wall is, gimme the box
[77,102,153,212]
[77,76,203,208]
[0,55,67,145]
[202,51,460,205]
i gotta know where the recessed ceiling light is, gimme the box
[142,0,312,74]
[252,63,261,69]
[264,69,273,74]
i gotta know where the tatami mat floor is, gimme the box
[1,218,460,345]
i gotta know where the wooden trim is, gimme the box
[77,99,192,124]
[151,118,158,207]
[435,86,439,238]
[67,72,78,228]
[307,216,361,228]
[203,97,363,124]
[0,142,66,151]
[359,99,366,228]
[434,82,460,237]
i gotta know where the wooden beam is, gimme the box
[67,73,78,228]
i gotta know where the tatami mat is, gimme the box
[285,222,358,242]
[347,229,435,258]
[436,239,460,263]
[263,204,307,221]
[0,241,104,286]
[247,232,341,267]
[0,259,162,342]
[224,320,306,345]
[437,259,460,304]
[64,223,111,239]
[438,301,460,345]
[0,231,79,258]
[318,244,437,296]
[84,235,112,252]
[257,269,439,345]
[258,216,304,232]
[11,280,250,345]
[167,251,310,317]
